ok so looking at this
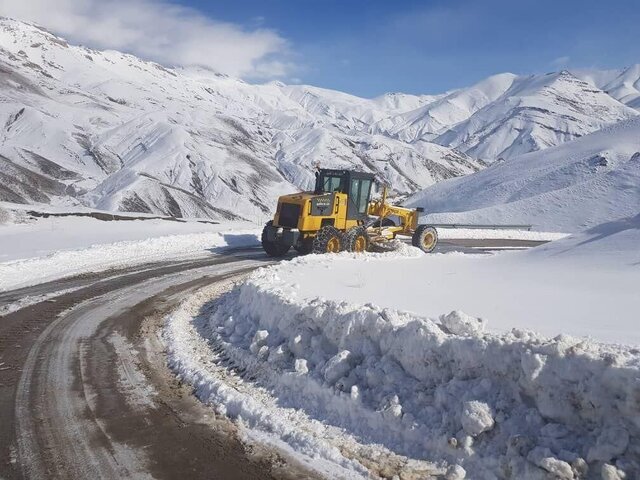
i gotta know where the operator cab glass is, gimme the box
[350,179,372,215]
[315,172,346,194]
[347,178,372,218]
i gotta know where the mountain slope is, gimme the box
[406,116,640,232]
[372,73,518,142]
[0,18,482,220]
[435,71,638,160]
[575,64,640,110]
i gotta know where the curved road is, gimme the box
[0,248,317,480]
[0,239,542,479]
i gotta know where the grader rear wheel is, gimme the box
[343,226,369,253]
[412,225,438,253]
[312,226,344,254]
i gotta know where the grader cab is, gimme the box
[261,168,438,256]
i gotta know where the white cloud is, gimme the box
[551,56,571,68]
[0,0,294,79]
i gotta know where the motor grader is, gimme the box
[261,168,438,256]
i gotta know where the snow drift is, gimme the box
[167,250,640,479]
[527,212,640,267]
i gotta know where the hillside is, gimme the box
[575,64,640,110]
[0,17,637,220]
[435,71,637,160]
[0,18,481,220]
[406,116,640,232]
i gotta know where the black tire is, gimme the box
[412,225,438,253]
[261,221,291,257]
[343,226,369,253]
[312,226,344,254]
[294,238,313,255]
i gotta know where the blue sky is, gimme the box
[4,0,640,97]
[175,0,640,97]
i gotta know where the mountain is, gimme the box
[371,73,518,142]
[0,18,481,220]
[434,71,638,160]
[406,116,640,232]
[0,17,637,220]
[574,64,640,110]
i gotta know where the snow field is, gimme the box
[0,215,260,290]
[168,248,640,479]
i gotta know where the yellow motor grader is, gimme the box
[261,168,438,256]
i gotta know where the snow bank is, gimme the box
[0,227,259,291]
[435,228,566,242]
[0,206,257,263]
[279,250,640,345]
[169,254,640,479]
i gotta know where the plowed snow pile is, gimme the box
[167,221,640,479]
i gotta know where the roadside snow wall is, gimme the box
[199,257,640,479]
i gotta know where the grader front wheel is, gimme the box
[412,225,438,253]
[312,226,344,254]
[343,226,369,253]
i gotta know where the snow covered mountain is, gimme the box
[434,70,638,160]
[407,116,640,232]
[372,73,519,142]
[0,18,481,220]
[0,17,637,220]
[575,64,640,110]
[371,70,638,162]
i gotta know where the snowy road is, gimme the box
[0,248,319,480]
[0,239,559,480]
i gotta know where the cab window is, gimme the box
[350,179,372,214]
[319,175,344,193]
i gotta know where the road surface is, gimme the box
[0,239,545,479]
[0,248,320,480]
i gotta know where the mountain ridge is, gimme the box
[0,17,637,220]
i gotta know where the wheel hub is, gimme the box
[327,237,341,253]
[423,233,435,249]
[354,236,366,252]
